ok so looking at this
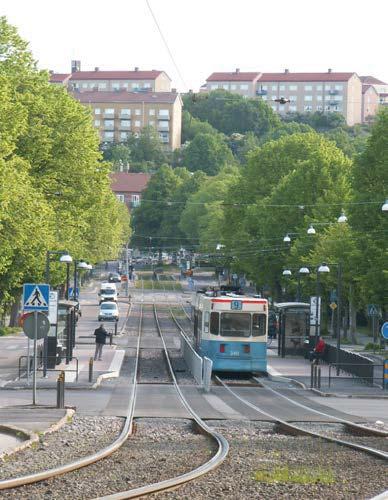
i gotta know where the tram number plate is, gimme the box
[230,350,240,356]
[231,300,242,310]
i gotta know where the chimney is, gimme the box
[172,88,177,93]
[49,70,54,75]
[94,67,99,72]
[134,66,139,72]
[71,60,81,73]
[284,68,289,74]
[235,68,240,74]
[328,68,332,73]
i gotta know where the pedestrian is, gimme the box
[94,323,109,361]
[310,336,326,363]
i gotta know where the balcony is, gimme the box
[158,123,169,131]
[329,100,339,106]
[256,89,268,96]
[103,112,114,118]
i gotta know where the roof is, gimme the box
[362,84,379,95]
[206,72,261,82]
[50,73,71,83]
[110,173,151,193]
[360,75,387,85]
[71,90,180,104]
[258,72,355,82]
[70,70,165,81]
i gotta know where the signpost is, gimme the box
[381,322,388,340]
[367,304,381,346]
[22,284,50,405]
[309,296,321,326]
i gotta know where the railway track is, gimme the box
[0,291,229,498]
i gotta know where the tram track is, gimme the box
[0,285,229,499]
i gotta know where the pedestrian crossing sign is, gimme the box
[23,283,50,311]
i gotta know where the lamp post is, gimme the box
[297,267,310,301]
[60,253,73,300]
[314,263,330,346]
[73,260,88,301]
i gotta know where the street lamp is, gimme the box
[297,267,310,301]
[73,260,88,301]
[60,253,73,300]
[382,199,388,212]
[283,234,291,243]
[307,225,316,235]
[314,263,330,345]
[337,210,348,223]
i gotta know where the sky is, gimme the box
[2,0,388,92]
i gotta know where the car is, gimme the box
[108,272,121,283]
[99,283,118,304]
[98,302,119,322]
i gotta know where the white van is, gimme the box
[99,282,118,304]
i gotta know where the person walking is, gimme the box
[94,323,109,361]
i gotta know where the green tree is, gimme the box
[126,126,168,167]
[181,133,234,175]
[282,111,346,131]
[182,111,218,143]
[183,90,280,136]
[102,143,132,171]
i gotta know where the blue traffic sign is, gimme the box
[68,287,80,300]
[23,284,50,311]
[381,322,388,340]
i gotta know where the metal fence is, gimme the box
[327,363,385,388]
[323,344,374,380]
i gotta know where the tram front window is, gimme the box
[252,314,266,337]
[220,313,251,337]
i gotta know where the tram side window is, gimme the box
[252,314,266,337]
[210,312,219,335]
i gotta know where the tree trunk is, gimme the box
[343,304,348,340]
[348,284,357,344]
[8,297,21,327]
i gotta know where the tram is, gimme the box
[192,289,268,372]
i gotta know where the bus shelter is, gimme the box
[274,302,311,357]
[47,300,78,368]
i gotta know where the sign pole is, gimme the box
[27,337,31,385]
[33,311,38,405]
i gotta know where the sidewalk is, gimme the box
[267,349,388,398]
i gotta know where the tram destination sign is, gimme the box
[231,300,242,310]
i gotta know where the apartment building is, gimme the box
[205,69,261,97]
[72,90,182,150]
[50,61,181,149]
[360,76,388,122]
[205,69,364,125]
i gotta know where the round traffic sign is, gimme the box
[381,322,388,340]
[22,312,50,340]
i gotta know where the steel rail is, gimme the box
[98,305,229,499]
[215,375,388,461]
[0,301,141,491]
[255,377,388,438]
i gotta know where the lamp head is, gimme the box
[283,234,291,243]
[59,254,73,264]
[337,210,348,223]
[307,224,316,235]
[282,269,292,276]
[318,263,330,273]
[77,261,88,269]
[382,199,388,212]
[299,267,310,274]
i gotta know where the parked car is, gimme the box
[108,272,121,283]
[98,302,119,322]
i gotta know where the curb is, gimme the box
[0,408,74,460]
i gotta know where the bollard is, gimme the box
[310,363,314,388]
[56,371,65,409]
[317,367,321,389]
[89,357,94,383]
[313,365,318,389]
[114,322,118,336]
[110,332,113,346]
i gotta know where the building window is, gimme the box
[122,82,129,88]
[132,83,139,89]
[210,84,218,90]
[240,84,248,90]
[104,119,114,128]
[131,194,140,207]
[223,84,229,90]
[82,83,88,89]
[121,120,131,128]
[98,83,107,90]
[158,120,169,130]
[121,109,131,116]
[316,85,323,91]
[261,95,267,101]
[335,84,343,91]
[289,85,297,91]
[304,85,312,91]
[116,194,125,203]
[94,108,101,115]
[134,120,141,127]
[271,105,277,111]
[335,95,343,101]
[316,95,322,101]
[279,85,285,91]
[112,82,120,90]
[271,85,277,91]
[159,132,169,143]
[94,120,101,127]
[317,105,323,111]
[143,83,151,88]
[159,109,170,117]
[231,84,237,90]
[104,108,114,115]
[305,95,312,101]
[261,85,268,90]
[149,109,155,115]
[135,109,141,115]
[120,132,129,141]
[149,120,155,126]
[289,95,297,102]
[304,105,312,111]
[289,105,297,112]
[104,131,114,139]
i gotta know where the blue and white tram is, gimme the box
[192,291,268,372]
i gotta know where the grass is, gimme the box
[252,466,335,485]
[0,326,22,337]
[135,280,182,291]
[364,342,384,351]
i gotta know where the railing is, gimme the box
[328,363,385,389]
[323,343,376,382]
[18,355,79,382]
